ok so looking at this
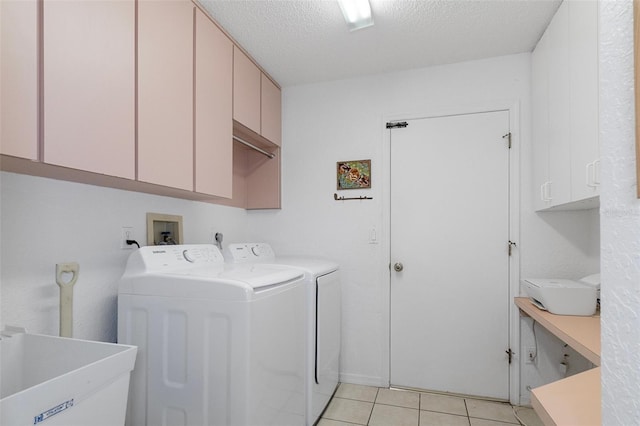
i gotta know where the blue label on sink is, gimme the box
[34,399,74,424]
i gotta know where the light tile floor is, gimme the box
[319,384,544,426]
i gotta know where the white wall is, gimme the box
[247,53,600,395]
[0,172,248,341]
[0,51,604,407]
[599,1,640,424]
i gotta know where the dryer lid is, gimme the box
[270,257,339,276]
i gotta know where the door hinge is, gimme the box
[502,132,512,149]
[386,121,408,129]
[506,348,514,364]
[508,240,517,256]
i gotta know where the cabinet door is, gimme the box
[43,0,135,178]
[532,27,551,211]
[1,0,38,160]
[233,46,261,134]
[546,0,571,207]
[195,8,233,198]
[138,0,194,190]
[569,0,599,201]
[261,74,282,146]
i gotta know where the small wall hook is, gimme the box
[334,193,373,201]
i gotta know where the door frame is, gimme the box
[380,101,521,405]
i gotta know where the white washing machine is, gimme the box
[117,244,306,426]
[224,243,341,426]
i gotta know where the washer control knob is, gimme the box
[183,250,196,263]
[393,262,404,272]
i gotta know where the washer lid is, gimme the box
[174,263,304,289]
[119,263,303,299]
[119,245,304,299]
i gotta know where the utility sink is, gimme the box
[1,328,136,426]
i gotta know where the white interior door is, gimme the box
[390,111,511,399]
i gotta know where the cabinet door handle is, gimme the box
[540,183,551,202]
[586,160,601,188]
[593,159,600,185]
[542,181,552,202]
[586,162,596,188]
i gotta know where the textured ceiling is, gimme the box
[200,0,562,87]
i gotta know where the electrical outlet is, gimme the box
[121,226,135,249]
[526,347,537,364]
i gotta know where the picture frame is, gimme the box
[337,159,371,190]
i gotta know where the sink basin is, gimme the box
[1,329,136,426]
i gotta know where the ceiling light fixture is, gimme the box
[338,0,374,31]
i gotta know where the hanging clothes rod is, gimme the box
[233,136,276,159]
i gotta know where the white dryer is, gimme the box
[225,243,341,426]
[117,244,306,426]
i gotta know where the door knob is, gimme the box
[394,262,404,272]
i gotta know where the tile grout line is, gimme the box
[324,385,531,426]
[364,387,379,425]
[464,398,470,424]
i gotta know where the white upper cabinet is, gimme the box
[532,24,552,212]
[569,0,599,202]
[531,0,599,211]
[546,1,571,208]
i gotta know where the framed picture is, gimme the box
[337,159,371,190]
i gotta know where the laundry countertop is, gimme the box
[515,297,601,426]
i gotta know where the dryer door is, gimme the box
[313,271,341,422]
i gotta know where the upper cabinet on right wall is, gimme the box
[233,46,282,146]
[532,0,599,211]
[568,0,599,203]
